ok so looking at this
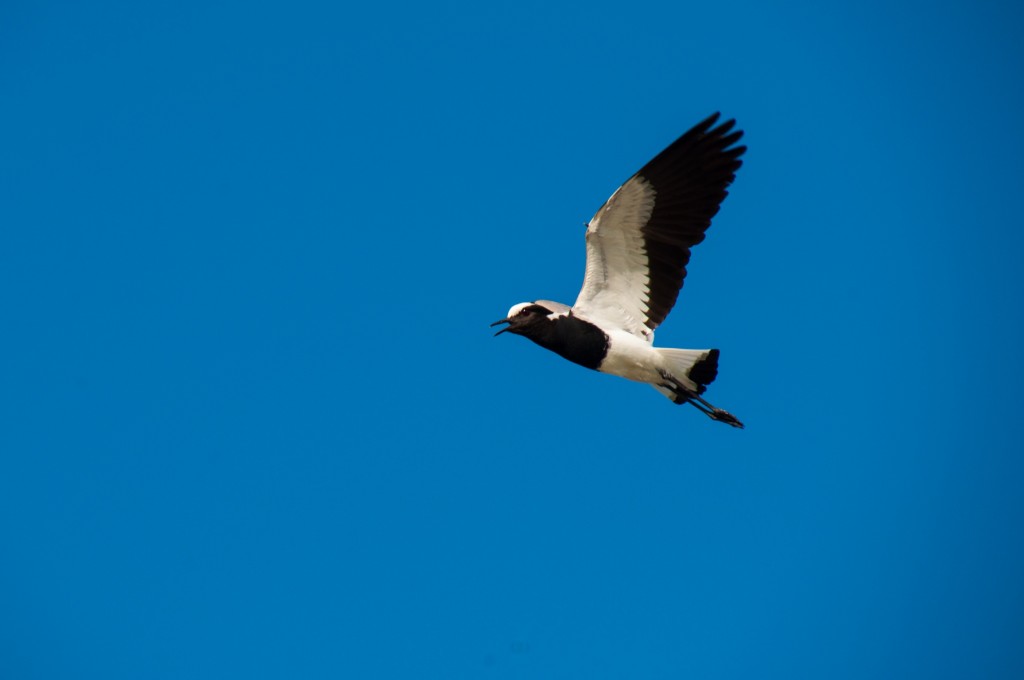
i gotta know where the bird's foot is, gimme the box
[709,408,744,429]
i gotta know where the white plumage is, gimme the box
[492,113,746,427]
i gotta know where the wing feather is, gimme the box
[573,113,745,339]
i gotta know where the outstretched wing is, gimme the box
[572,113,745,340]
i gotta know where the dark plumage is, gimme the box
[624,114,746,329]
[493,113,746,427]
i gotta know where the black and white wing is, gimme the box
[572,113,745,340]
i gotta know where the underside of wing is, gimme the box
[573,113,746,338]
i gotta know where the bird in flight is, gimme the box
[492,113,746,428]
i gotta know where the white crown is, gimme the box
[506,302,533,318]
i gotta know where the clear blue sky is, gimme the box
[2,1,1023,678]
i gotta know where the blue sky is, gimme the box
[2,1,1023,678]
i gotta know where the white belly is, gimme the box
[597,330,664,384]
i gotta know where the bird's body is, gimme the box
[597,328,666,384]
[493,113,746,427]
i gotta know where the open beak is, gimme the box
[490,318,511,336]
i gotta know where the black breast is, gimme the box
[523,315,610,370]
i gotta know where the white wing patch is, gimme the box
[573,175,656,341]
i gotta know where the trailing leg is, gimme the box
[654,370,745,429]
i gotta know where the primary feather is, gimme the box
[574,112,745,341]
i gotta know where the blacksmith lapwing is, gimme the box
[492,113,746,428]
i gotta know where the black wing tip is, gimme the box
[697,112,744,141]
[697,111,722,129]
[630,112,745,182]
[706,118,744,150]
[655,112,746,163]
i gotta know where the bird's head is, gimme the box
[490,302,555,337]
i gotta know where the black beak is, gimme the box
[490,318,511,336]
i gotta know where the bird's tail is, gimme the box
[650,348,744,428]
[653,348,720,395]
